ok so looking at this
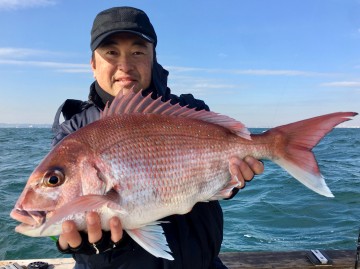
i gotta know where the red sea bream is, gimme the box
[10,90,357,260]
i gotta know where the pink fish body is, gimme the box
[10,90,357,260]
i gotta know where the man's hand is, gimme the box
[229,156,264,189]
[58,212,123,252]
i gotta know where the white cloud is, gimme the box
[167,73,241,97]
[0,47,55,58]
[232,69,329,76]
[166,66,205,73]
[321,81,360,88]
[0,59,90,72]
[0,0,56,10]
[191,83,235,89]
[218,53,228,59]
[166,65,334,77]
[0,47,89,72]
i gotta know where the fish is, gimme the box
[10,89,357,260]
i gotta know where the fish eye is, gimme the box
[43,169,65,187]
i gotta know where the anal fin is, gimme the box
[126,221,174,260]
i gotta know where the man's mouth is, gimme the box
[115,76,136,83]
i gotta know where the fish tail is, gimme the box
[264,112,357,197]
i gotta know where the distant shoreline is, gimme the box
[0,124,52,128]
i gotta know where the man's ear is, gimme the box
[91,54,96,78]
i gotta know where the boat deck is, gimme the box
[0,250,356,269]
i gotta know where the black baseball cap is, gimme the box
[90,7,157,51]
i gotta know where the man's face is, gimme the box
[91,33,154,96]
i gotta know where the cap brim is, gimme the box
[91,30,155,51]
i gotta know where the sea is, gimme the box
[0,127,359,260]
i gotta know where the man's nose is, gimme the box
[116,55,134,72]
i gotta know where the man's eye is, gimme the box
[133,51,145,56]
[106,50,118,56]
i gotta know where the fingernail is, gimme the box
[63,222,72,233]
[111,217,119,227]
[244,156,253,164]
[87,214,97,225]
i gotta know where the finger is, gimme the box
[87,212,102,244]
[244,156,264,175]
[237,158,254,182]
[229,157,245,188]
[59,220,82,250]
[110,217,123,243]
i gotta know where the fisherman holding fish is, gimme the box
[10,5,357,269]
[51,6,264,269]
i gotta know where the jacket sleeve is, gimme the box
[51,100,100,146]
[169,93,210,111]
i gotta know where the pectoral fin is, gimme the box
[41,192,125,234]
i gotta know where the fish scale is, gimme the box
[85,118,221,220]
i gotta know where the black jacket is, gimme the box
[51,62,227,269]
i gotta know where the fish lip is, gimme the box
[10,208,47,227]
[14,222,48,236]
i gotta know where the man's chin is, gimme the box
[113,85,141,96]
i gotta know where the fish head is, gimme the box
[11,138,108,236]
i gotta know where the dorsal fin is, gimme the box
[101,89,251,140]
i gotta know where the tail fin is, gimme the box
[266,112,357,197]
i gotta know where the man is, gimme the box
[52,6,264,269]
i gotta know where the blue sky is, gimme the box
[0,0,359,127]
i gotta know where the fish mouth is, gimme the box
[10,208,62,237]
[10,208,47,227]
